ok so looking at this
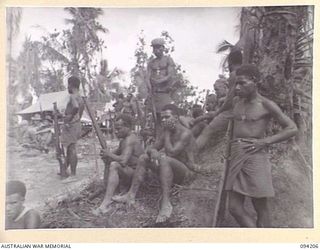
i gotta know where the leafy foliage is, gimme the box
[34,8,108,97]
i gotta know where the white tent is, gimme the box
[16,90,91,123]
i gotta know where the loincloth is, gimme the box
[61,121,82,147]
[225,139,275,198]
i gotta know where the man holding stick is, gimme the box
[113,104,198,223]
[224,64,297,227]
[92,114,144,215]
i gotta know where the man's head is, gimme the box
[118,93,124,100]
[205,93,218,111]
[214,79,229,99]
[192,104,204,118]
[161,104,180,131]
[6,180,26,220]
[151,38,165,58]
[67,76,80,94]
[114,114,133,138]
[235,64,260,98]
[126,93,133,101]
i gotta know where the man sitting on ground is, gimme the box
[113,104,198,223]
[92,114,144,215]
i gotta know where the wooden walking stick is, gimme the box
[212,119,234,227]
[82,97,109,181]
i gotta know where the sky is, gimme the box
[13,7,241,91]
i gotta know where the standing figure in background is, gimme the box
[60,76,84,180]
[146,38,176,134]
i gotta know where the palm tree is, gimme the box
[34,8,108,98]
[6,7,22,106]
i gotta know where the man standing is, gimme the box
[60,76,84,180]
[92,114,144,215]
[113,104,197,223]
[6,180,41,229]
[226,64,297,227]
[146,38,175,130]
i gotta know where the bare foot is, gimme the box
[112,193,135,205]
[92,203,112,215]
[156,202,173,223]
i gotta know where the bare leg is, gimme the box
[228,191,256,227]
[68,143,77,176]
[156,156,189,223]
[196,124,214,150]
[93,162,133,214]
[196,113,229,150]
[252,197,270,228]
[59,145,69,179]
[112,154,148,205]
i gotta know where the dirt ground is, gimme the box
[6,130,313,228]
[6,132,115,212]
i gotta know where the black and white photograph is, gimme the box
[5,6,313,230]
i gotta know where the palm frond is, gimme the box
[216,40,234,53]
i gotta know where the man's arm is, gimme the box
[164,130,191,156]
[146,134,164,156]
[25,210,41,229]
[101,138,134,166]
[263,98,298,145]
[146,62,152,93]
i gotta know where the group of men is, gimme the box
[6,38,298,229]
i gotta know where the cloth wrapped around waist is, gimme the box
[225,138,275,198]
[61,120,82,147]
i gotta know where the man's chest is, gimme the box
[233,101,269,121]
[150,58,169,72]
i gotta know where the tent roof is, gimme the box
[16,91,92,124]
[16,91,69,115]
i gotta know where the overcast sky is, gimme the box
[13,7,241,91]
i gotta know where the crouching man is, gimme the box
[92,114,144,215]
[113,104,198,223]
[6,180,41,229]
[226,64,298,227]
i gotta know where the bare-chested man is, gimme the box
[146,38,175,129]
[92,114,144,214]
[6,180,41,229]
[113,104,197,223]
[226,64,297,227]
[60,76,84,180]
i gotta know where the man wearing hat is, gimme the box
[146,38,176,132]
